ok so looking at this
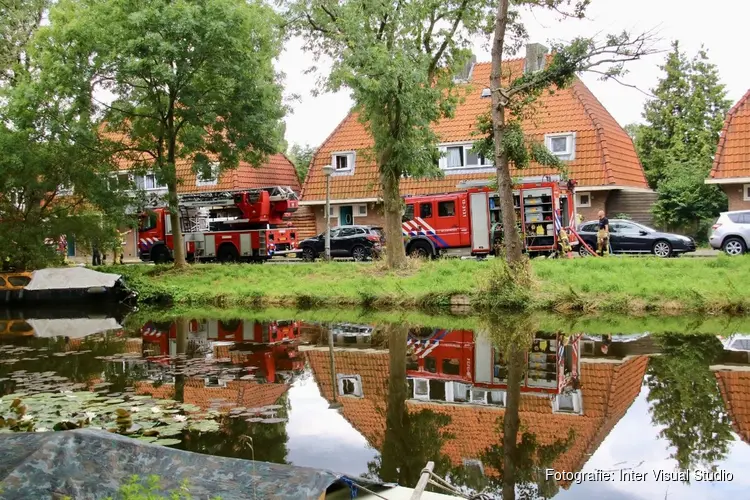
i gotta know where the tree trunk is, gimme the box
[379,151,407,269]
[501,343,525,500]
[490,0,524,265]
[174,317,188,403]
[380,324,408,483]
[167,181,187,268]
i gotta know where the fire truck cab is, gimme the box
[402,176,578,258]
[138,186,299,263]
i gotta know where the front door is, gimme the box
[66,235,76,257]
[339,206,354,225]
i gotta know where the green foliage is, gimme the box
[0,0,48,85]
[287,143,316,183]
[103,475,221,500]
[632,41,731,233]
[646,333,733,472]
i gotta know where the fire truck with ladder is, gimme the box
[406,327,582,412]
[401,175,580,258]
[138,186,299,263]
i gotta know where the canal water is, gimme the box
[2,309,750,499]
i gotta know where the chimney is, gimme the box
[454,54,477,83]
[524,43,549,74]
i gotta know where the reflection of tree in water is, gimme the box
[449,315,574,500]
[646,332,732,472]
[366,324,456,487]
[180,391,291,464]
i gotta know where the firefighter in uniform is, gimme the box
[596,210,610,256]
[558,227,572,258]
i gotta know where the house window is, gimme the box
[328,205,337,218]
[545,133,576,161]
[332,152,355,172]
[197,162,219,187]
[470,389,488,404]
[438,201,456,217]
[337,374,363,397]
[441,144,491,169]
[135,173,166,191]
[743,184,750,202]
[553,391,583,415]
[413,379,430,400]
[576,192,591,208]
[57,184,74,196]
[356,204,367,217]
[109,173,132,191]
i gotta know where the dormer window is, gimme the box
[332,152,355,172]
[545,133,576,161]
[197,162,219,187]
[57,184,74,196]
[337,374,363,397]
[552,391,583,415]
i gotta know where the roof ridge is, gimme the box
[710,88,750,178]
[572,79,615,185]
[302,110,358,199]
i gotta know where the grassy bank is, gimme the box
[110,255,750,315]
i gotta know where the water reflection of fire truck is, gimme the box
[140,319,303,383]
[406,328,582,413]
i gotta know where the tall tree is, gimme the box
[484,1,658,268]
[39,0,286,268]
[288,0,496,269]
[0,0,47,85]
[287,143,316,183]
[632,42,731,237]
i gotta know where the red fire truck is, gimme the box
[138,186,299,263]
[140,319,303,383]
[406,327,582,412]
[401,176,578,258]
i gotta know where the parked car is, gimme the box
[297,225,384,261]
[576,219,696,258]
[709,211,750,255]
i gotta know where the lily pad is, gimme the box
[260,418,286,424]
[152,438,181,446]
[188,420,220,433]
[137,436,158,443]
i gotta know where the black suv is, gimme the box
[298,225,384,261]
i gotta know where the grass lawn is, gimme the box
[110,254,750,314]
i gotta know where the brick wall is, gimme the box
[576,190,610,223]
[723,184,750,211]
[313,202,386,233]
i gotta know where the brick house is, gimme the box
[68,152,301,261]
[706,89,750,210]
[299,44,655,236]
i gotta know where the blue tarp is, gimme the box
[0,429,342,499]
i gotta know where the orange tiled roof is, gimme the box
[306,349,648,485]
[715,370,750,444]
[106,128,301,194]
[135,377,289,410]
[709,90,750,180]
[302,60,646,201]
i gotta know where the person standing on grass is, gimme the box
[596,210,610,256]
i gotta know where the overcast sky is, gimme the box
[279,0,750,149]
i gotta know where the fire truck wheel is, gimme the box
[217,244,240,263]
[151,246,170,264]
[408,240,433,259]
[351,245,368,262]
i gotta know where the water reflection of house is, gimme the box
[140,319,303,383]
[306,329,649,488]
[713,335,750,445]
[134,378,289,411]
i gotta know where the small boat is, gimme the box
[0,267,136,306]
[0,430,466,499]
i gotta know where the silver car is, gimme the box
[709,211,750,255]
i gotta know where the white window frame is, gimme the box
[470,388,488,405]
[743,184,750,202]
[413,378,430,401]
[8,189,25,211]
[109,172,134,191]
[57,184,74,196]
[576,192,591,208]
[196,162,220,187]
[552,390,583,415]
[135,172,167,191]
[438,143,492,170]
[337,374,363,398]
[545,132,576,161]
[356,204,367,217]
[462,459,485,474]
[332,151,355,172]
[328,205,338,218]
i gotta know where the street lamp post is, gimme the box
[322,165,334,262]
